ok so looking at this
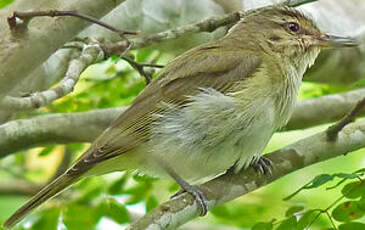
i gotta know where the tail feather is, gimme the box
[3,174,79,229]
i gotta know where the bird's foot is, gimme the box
[184,185,208,216]
[164,165,208,216]
[170,186,208,216]
[251,156,273,175]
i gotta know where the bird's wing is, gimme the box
[67,43,262,175]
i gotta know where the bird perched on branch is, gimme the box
[4,5,357,228]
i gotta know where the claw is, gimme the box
[251,156,273,175]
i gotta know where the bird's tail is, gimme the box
[3,174,79,229]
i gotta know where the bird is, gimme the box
[4,5,357,228]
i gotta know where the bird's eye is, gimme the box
[286,22,300,33]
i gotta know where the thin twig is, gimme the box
[286,0,318,7]
[101,11,243,56]
[327,97,365,141]
[121,57,164,85]
[7,10,139,36]
[325,211,338,230]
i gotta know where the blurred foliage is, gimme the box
[1,0,365,229]
[0,0,14,9]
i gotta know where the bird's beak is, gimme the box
[317,34,359,48]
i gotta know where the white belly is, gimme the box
[142,89,277,184]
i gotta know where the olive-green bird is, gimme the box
[4,5,357,228]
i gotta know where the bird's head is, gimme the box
[226,5,358,72]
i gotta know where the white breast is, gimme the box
[145,88,278,184]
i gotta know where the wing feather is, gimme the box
[67,43,262,175]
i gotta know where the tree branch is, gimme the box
[0,0,126,99]
[0,108,125,158]
[0,180,42,196]
[326,97,365,141]
[0,43,104,111]
[285,88,365,130]
[127,119,365,230]
[101,0,317,56]
[1,89,365,157]
[8,10,138,36]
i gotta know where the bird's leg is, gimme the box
[250,156,273,175]
[164,165,208,216]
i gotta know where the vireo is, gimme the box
[4,5,357,228]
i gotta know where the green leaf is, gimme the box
[332,201,365,222]
[297,210,318,229]
[107,173,129,195]
[339,222,365,230]
[333,173,358,179]
[357,197,365,211]
[99,198,130,224]
[306,174,334,189]
[252,222,273,230]
[146,196,159,212]
[285,206,305,217]
[124,181,152,204]
[284,174,334,201]
[341,182,365,199]
[38,145,56,157]
[354,168,365,174]
[74,178,105,204]
[277,216,297,230]
[63,203,102,230]
[30,208,60,230]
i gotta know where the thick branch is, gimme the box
[0,180,42,196]
[0,108,125,158]
[127,119,365,230]
[1,89,365,157]
[285,88,365,130]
